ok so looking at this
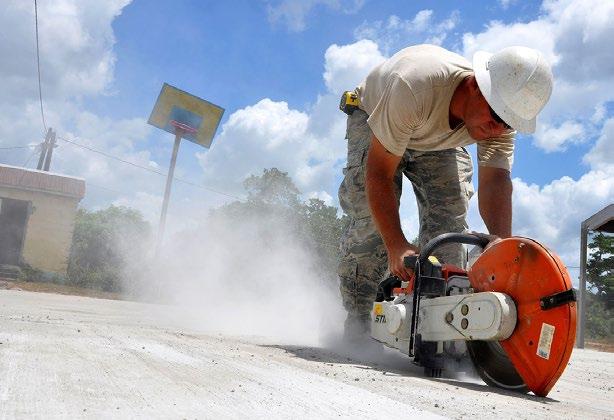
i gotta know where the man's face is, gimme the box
[464,88,512,140]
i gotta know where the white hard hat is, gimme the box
[473,46,553,134]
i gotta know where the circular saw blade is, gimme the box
[467,237,577,396]
[467,340,528,392]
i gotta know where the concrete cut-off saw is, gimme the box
[370,233,577,397]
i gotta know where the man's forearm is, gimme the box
[365,171,408,250]
[478,172,512,238]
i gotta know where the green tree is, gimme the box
[587,232,613,309]
[244,167,301,207]
[585,232,614,340]
[67,206,151,292]
[213,168,300,223]
[211,168,347,282]
[301,197,349,277]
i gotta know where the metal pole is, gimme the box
[37,128,52,170]
[577,224,588,348]
[43,129,56,171]
[155,131,182,254]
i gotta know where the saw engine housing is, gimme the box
[370,233,577,397]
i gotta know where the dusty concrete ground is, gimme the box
[0,290,612,419]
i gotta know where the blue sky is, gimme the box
[91,0,592,185]
[0,0,613,270]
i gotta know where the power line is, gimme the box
[56,135,243,201]
[0,145,35,150]
[33,0,47,134]
[21,145,40,168]
[87,183,124,194]
[58,135,167,176]
[15,145,42,186]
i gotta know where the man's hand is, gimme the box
[388,241,419,281]
[470,231,502,251]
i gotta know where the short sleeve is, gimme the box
[477,133,515,171]
[366,75,421,156]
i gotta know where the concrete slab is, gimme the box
[0,290,611,419]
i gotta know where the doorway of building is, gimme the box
[0,197,30,265]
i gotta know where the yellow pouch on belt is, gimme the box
[339,91,360,115]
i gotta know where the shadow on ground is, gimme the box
[260,342,559,405]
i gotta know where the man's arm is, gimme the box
[366,135,418,280]
[478,165,512,238]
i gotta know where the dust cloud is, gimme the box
[129,210,482,381]
[145,210,346,346]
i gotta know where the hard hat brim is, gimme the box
[473,50,536,134]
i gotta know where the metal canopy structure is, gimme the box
[577,203,614,348]
[148,83,224,253]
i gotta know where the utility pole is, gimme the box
[42,129,56,171]
[37,128,52,170]
[36,128,56,171]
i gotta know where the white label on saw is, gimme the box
[537,323,555,360]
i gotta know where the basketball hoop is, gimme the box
[147,83,224,257]
[170,120,198,134]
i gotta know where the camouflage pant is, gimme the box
[338,109,474,323]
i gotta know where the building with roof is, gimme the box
[0,164,85,276]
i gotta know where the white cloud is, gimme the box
[308,190,333,206]
[196,39,387,205]
[498,0,518,10]
[511,168,614,268]
[461,20,557,71]
[323,39,386,95]
[54,113,158,199]
[266,0,364,32]
[543,0,614,85]
[354,9,460,54]
[591,103,606,124]
[0,0,130,111]
[0,0,133,149]
[196,97,343,200]
[583,117,614,171]
[465,163,614,274]
[533,120,585,152]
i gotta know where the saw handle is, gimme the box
[417,233,490,266]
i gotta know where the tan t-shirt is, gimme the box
[356,44,514,170]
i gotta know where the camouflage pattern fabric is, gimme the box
[338,109,474,330]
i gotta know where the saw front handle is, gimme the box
[404,232,490,270]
